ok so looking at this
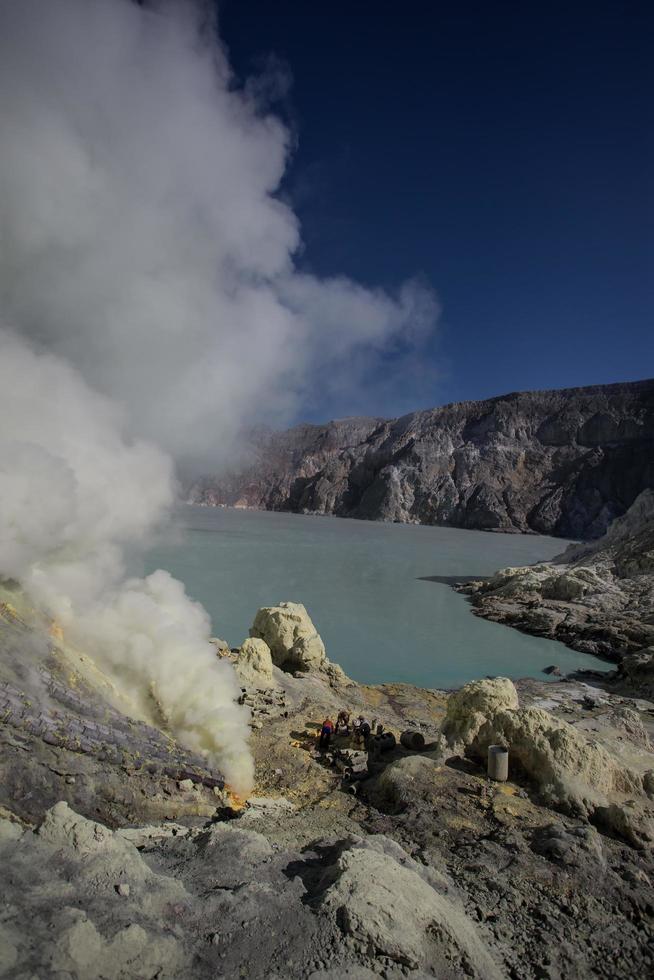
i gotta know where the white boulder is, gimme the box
[250,602,326,672]
[472,706,644,814]
[441,677,519,748]
[234,637,275,688]
[323,838,502,976]
[442,680,654,845]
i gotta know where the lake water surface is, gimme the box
[142,506,608,688]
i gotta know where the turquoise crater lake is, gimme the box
[142,505,609,688]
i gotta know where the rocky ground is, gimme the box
[189,378,654,539]
[459,490,654,692]
[2,594,654,978]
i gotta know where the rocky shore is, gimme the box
[2,590,654,978]
[459,490,654,696]
[189,378,654,539]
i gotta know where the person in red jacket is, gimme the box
[319,717,335,750]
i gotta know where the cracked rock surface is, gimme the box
[2,591,654,978]
[459,489,654,669]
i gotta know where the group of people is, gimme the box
[318,709,373,750]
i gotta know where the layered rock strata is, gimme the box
[459,489,654,665]
[189,378,654,539]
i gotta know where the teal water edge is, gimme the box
[140,506,609,689]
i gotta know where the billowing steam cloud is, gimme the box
[0,0,439,791]
[0,0,439,463]
[0,330,254,791]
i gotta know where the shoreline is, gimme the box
[184,498,554,538]
[152,505,597,688]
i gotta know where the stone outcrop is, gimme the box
[250,602,327,673]
[473,706,644,811]
[3,594,654,978]
[1,804,186,979]
[444,678,654,847]
[189,379,654,540]
[2,803,508,980]
[321,837,503,977]
[615,647,654,699]
[234,637,275,688]
[460,489,654,664]
[373,754,445,810]
[441,676,519,748]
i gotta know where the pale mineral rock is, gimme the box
[322,837,503,977]
[250,602,326,672]
[471,705,644,812]
[234,636,275,688]
[374,754,444,809]
[442,679,654,846]
[441,676,519,749]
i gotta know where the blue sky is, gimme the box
[221,1,653,417]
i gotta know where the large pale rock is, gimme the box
[234,637,275,688]
[49,912,182,979]
[250,602,326,672]
[37,801,154,884]
[471,707,643,814]
[373,754,444,810]
[444,683,654,845]
[540,567,608,601]
[38,801,134,859]
[593,800,654,850]
[441,677,519,748]
[322,838,502,977]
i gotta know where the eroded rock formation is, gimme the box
[234,637,276,688]
[442,678,654,846]
[3,592,654,977]
[460,489,654,664]
[250,601,327,673]
[189,379,654,539]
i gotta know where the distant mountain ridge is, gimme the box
[189,379,654,540]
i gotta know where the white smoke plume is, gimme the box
[0,0,439,464]
[0,0,439,791]
[0,330,253,791]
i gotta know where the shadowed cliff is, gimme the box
[189,379,654,540]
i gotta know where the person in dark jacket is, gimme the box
[335,709,351,735]
[354,715,371,748]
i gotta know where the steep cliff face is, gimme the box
[190,379,654,539]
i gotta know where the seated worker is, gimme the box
[319,717,335,750]
[335,709,351,735]
[353,715,371,749]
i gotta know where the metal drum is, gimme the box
[487,744,509,781]
[400,730,425,751]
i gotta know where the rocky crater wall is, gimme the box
[189,378,654,539]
